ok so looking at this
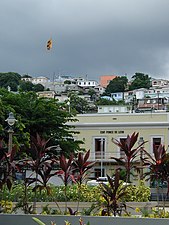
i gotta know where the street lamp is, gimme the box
[56,145,62,156]
[67,101,70,113]
[138,137,144,180]
[100,138,104,177]
[5,112,17,152]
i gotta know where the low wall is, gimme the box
[1,214,169,225]
[12,201,158,215]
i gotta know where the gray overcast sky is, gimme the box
[1,0,169,81]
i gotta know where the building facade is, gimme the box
[98,105,130,113]
[151,78,169,88]
[32,76,49,85]
[68,112,169,183]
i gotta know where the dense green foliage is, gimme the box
[19,81,44,92]
[68,93,90,114]
[104,76,128,95]
[129,73,151,90]
[96,97,126,106]
[0,89,82,154]
[19,81,34,92]
[96,97,116,105]
[0,72,21,91]
[1,182,150,203]
[0,72,45,92]
[124,181,151,202]
[112,132,145,183]
[103,73,151,95]
[0,71,152,95]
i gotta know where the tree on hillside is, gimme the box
[64,80,71,84]
[129,72,151,90]
[87,88,97,101]
[0,72,21,91]
[96,97,116,105]
[19,81,44,92]
[19,81,34,92]
[68,93,90,114]
[104,76,128,95]
[33,83,45,92]
[22,74,32,78]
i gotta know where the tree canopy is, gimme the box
[129,72,151,90]
[19,81,44,92]
[0,72,21,91]
[0,89,82,156]
[104,76,128,95]
[96,97,116,105]
[19,81,34,92]
[68,93,90,114]
[0,72,45,93]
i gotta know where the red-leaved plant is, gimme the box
[73,150,95,212]
[56,154,74,214]
[100,170,128,216]
[143,144,169,209]
[22,133,57,212]
[111,132,146,183]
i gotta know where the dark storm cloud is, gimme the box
[1,0,169,81]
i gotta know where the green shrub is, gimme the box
[0,182,150,203]
[124,181,151,202]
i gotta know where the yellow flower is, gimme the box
[135,207,140,213]
[8,201,13,206]
[1,200,5,206]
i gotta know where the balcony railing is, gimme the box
[89,151,155,162]
[89,151,120,162]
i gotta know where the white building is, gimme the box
[98,105,130,113]
[32,76,49,85]
[151,78,169,88]
[74,78,98,88]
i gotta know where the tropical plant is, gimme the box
[73,150,95,212]
[32,217,89,225]
[0,139,8,191]
[0,200,13,213]
[20,133,58,212]
[111,132,146,183]
[0,138,24,212]
[143,144,169,210]
[73,150,95,185]
[143,144,168,183]
[32,217,55,225]
[56,154,74,213]
[99,171,129,216]
[0,138,18,191]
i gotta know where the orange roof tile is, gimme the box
[99,75,117,87]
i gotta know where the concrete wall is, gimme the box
[1,214,169,225]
